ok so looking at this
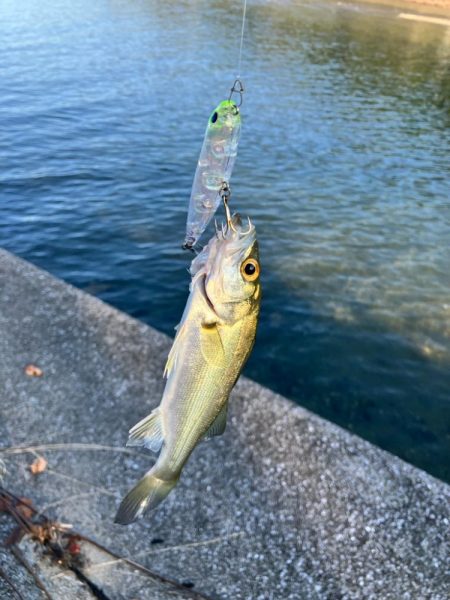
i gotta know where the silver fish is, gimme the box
[115,215,260,524]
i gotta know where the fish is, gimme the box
[115,214,260,525]
[183,100,241,250]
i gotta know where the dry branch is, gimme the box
[0,487,213,600]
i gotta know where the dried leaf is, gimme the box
[5,526,25,546]
[66,536,81,555]
[30,457,48,475]
[30,524,47,544]
[18,497,33,507]
[24,364,43,377]
[17,502,34,520]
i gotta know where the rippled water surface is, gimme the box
[1,0,449,480]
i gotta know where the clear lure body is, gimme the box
[183,100,241,249]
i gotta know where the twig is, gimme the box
[0,443,136,456]
[145,531,245,555]
[86,531,245,573]
[44,468,116,498]
[1,488,213,600]
[4,446,131,500]
[3,446,127,498]
[10,545,53,600]
[37,493,96,517]
[66,564,111,600]
[0,563,26,600]
[73,532,214,600]
[2,490,108,599]
[1,488,40,514]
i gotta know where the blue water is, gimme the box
[1,0,449,481]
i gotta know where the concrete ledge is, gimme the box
[0,248,448,599]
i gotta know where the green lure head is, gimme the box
[208,100,241,131]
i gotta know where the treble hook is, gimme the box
[220,182,237,232]
[228,78,244,108]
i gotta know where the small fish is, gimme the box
[115,214,260,525]
[183,100,241,249]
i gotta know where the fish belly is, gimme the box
[158,319,251,477]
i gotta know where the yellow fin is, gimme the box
[200,323,225,367]
[203,402,228,440]
[127,408,163,453]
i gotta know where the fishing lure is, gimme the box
[183,99,241,249]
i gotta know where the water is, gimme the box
[1,0,449,481]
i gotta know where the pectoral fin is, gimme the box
[200,323,225,367]
[127,408,164,453]
[203,403,228,440]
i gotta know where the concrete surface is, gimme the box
[0,248,449,600]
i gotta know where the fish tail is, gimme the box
[114,468,179,525]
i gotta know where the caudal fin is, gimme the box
[114,470,178,525]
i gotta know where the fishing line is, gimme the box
[236,0,248,79]
[222,0,248,227]
[229,0,247,106]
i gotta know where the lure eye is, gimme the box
[211,111,218,124]
[241,258,260,282]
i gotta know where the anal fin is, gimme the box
[127,408,164,453]
[203,403,228,441]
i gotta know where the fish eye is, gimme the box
[211,111,218,123]
[241,258,260,282]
